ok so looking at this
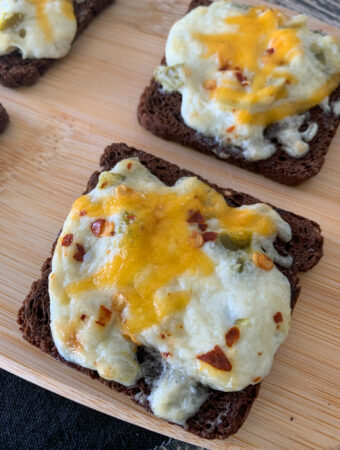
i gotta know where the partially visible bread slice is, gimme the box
[18,143,323,440]
[137,0,340,185]
[0,0,114,88]
[0,103,9,132]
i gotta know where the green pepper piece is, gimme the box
[219,230,252,250]
[97,172,125,189]
[0,12,24,31]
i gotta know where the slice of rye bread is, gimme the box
[138,0,340,186]
[0,103,9,132]
[18,143,323,440]
[0,0,114,88]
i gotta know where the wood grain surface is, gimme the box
[0,0,339,448]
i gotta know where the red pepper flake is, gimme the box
[73,243,86,262]
[253,376,262,383]
[80,314,87,321]
[126,214,136,221]
[226,126,235,133]
[276,324,280,330]
[266,47,275,55]
[225,326,240,348]
[197,345,232,371]
[219,61,230,71]
[198,223,208,231]
[198,223,208,232]
[162,352,173,358]
[127,162,132,170]
[160,333,166,339]
[273,312,283,323]
[91,219,106,237]
[202,232,218,242]
[95,305,112,327]
[79,210,87,217]
[187,210,205,224]
[235,69,249,86]
[61,234,74,247]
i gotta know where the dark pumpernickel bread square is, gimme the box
[137,0,340,186]
[0,103,9,132]
[0,0,114,88]
[18,143,323,440]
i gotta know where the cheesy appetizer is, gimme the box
[49,158,294,425]
[0,0,77,59]
[155,1,340,161]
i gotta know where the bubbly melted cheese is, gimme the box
[49,158,292,424]
[0,0,77,58]
[155,1,340,160]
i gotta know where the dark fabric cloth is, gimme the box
[0,369,168,450]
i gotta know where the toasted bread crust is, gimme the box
[137,0,340,185]
[0,103,9,133]
[0,0,114,88]
[18,143,323,439]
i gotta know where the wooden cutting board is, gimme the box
[0,0,339,448]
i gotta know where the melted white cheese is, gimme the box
[49,158,292,424]
[155,1,340,161]
[0,0,77,59]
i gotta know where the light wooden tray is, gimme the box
[0,0,339,448]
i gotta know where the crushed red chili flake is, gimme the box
[95,305,112,327]
[61,234,74,247]
[198,223,208,232]
[73,243,86,262]
[91,219,106,237]
[80,314,87,321]
[160,333,166,339]
[202,232,218,242]
[127,162,132,170]
[197,345,232,371]
[187,210,204,224]
[126,214,136,221]
[219,63,230,71]
[79,210,87,216]
[253,376,262,383]
[225,326,240,347]
[162,352,172,358]
[273,312,283,323]
[266,47,275,55]
[276,324,280,330]
[235,70,249,86]
[226,126,236,133]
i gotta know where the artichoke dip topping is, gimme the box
[49,158,293,425]
[0,0,77,58]
[155,1,340,161]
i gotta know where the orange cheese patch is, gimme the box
[27,0,75,41]
[195,6,340,126]
[65,178,277,341]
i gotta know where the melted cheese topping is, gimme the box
[0,0,77,58]
[49,158,292,424]
[155,1,340,160]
